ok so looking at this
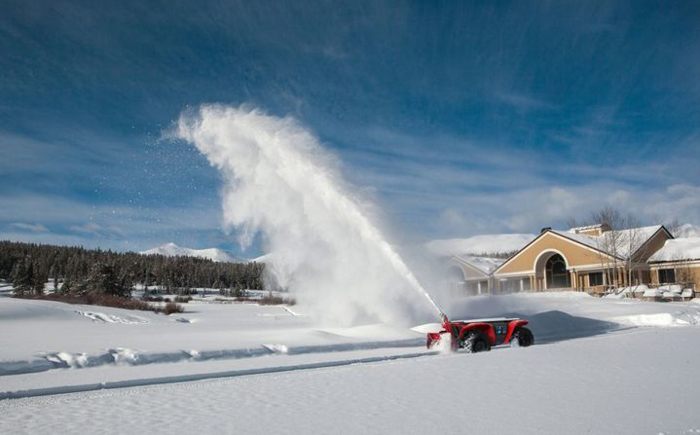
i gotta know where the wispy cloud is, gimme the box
[69,222,124,237]
[0,0,698,252]
[494,91,556,112]
[0,192,228,252]
[329,122,700,239]
[9,222,49,233]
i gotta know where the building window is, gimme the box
[522,278,531,291]
[658,269,676,284]
[546,254,570,288]
[588,272,603,286]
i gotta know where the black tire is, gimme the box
[511,327,534,347]
[461,330,491,353]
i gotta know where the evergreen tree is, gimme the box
[86,263,124,296]
[31,266,47,296]
[12,257,33,295]
[61,277,73,294]
[0,240,266,296]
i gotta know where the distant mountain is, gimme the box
[673,223,700,238]
[249,253,272,263]
[140,243,240,263]
[425,233,535,257]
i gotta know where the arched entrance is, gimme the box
[534,251,571,290]
[546,254,570,289]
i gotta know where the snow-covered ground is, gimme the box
[0,293,419,379]
[2,288,700,434]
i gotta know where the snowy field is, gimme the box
[2,287,700,434]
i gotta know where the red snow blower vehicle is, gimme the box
[426,314,534,352]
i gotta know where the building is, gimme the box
[448,255,504,295]
[648,237,700,288]
[447,224,700,296]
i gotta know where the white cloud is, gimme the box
[494,91,556,112]
[9,222,49,233]
[0,192,226,251]
[69,222,125,237]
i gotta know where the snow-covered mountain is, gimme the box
[249,253,272,263]
[140,243,240,263]
[425,233,535,257]
[673,223,700,238]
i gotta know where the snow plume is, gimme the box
[177,105,441,326]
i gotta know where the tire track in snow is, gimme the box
[0,338,425,376]
[0,351,436,400]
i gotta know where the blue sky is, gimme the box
[1,0,699,256]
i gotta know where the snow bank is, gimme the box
[619,311,700,326]
[643,288,662,298]
[75,310,149,324]
[613,285,649,296]
[0,296,423,377]
[0,337,424,377]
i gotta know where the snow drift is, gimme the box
[176,105,440,326]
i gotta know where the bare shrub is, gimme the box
[142,295,165,302]
[15,293,183,315]
[258,295,296,306]
[161,302,184,315]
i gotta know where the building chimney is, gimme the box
[540,227,552,234]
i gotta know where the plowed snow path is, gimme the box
[2,327,699,435]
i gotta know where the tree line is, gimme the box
[0,240,265,297]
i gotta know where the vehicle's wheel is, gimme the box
[462,330,491,353]
[511,327,534,347]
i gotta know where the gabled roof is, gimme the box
[452,255,505,276]
[492,229,615,275]
[551,230,601,251]
[649,237,700,262]
[492,225,672,275]
[554,225,670,259]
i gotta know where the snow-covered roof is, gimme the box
[648,237,700,262]
[454,255,505,275]
[426,233,535,257]
[551,230,599,250]
[551,225,665,259]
